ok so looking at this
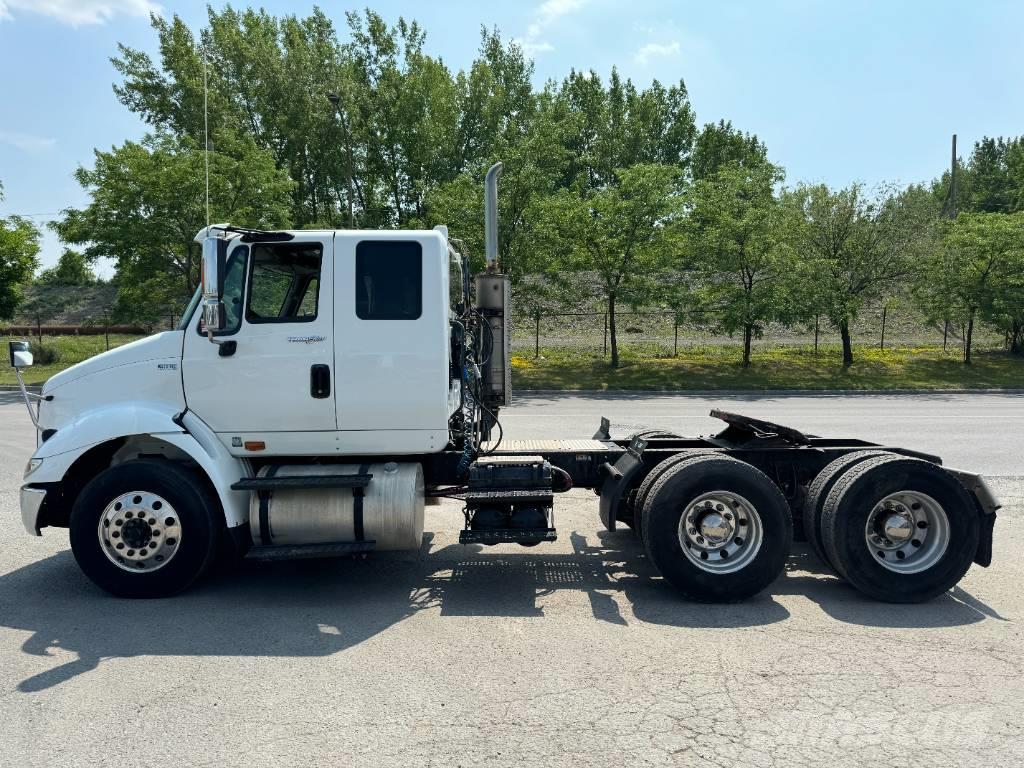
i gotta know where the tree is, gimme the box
[686,161,794,368]
[36,249,97,286]
[112,9,534,230]
[54,131,293,310]
[0,182,41,320]
[534,164,684,367]
[918,213,1024,364]
[691,120,768,181]
[786,183,937,365]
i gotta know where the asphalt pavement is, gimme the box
[1,391,1022,767]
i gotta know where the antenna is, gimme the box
[203,38,210,229]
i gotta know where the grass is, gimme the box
[3,334,1022,391]
[511,343,1024,391]
[0,334,143,386]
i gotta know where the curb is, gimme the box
[514,388,1024,396]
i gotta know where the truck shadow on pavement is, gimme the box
[0,530,1000,694]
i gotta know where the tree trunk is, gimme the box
[608,292,619,369]
[839,318,854,366]
[1011,320,1023,355]
[742,325,752,368]
[965,309,975,365]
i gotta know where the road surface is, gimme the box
[1,392,1021,767]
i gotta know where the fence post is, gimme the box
[814,315,819,355]
[673,316,679,357]
[534,310,540,358]
[603,313,608,356]
[880,306,887,350]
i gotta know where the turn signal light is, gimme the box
[244,441,266,452]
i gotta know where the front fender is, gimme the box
[24,403,249,530]
[33,400,186,463]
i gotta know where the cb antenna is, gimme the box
[203,36,210,229]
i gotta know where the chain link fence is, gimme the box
[510,307,1006,359]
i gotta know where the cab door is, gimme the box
[182,233,336,434]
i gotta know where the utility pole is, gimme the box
[943,133,958,220]
[949,133,957,219]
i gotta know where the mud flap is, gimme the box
[974,508,996,567]
[598,437,647,531]
[946,468,1000,568]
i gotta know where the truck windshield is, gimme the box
[177,288,200,330]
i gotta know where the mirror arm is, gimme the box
[15,368,41,430]
[205,326,228,348]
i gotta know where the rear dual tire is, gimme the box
[819,455,979,603]
[641,455,791,602]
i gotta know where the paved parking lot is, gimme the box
[1,392,1022,767]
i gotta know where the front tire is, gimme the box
[641,455,792,602]
[69,460,220,598]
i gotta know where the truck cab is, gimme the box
[180,228,459,456]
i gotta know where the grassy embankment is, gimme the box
[511,344,1024,391]
[3,335,1022,390]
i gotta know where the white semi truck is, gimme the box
[13,164,999,602]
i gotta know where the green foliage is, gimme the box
[916,212,1024,363]
[932,135,1024,215]
[511,344,1024,391]
[786,182,938,364]
[685,161,795,367]
[0,183,41,320]
[534,164,685,367]
[691,120,767,180]
[36,249,97,286]
[54,131,292,309]
[40,7,1024,379]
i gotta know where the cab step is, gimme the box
[231,473,372,492]
[459,528,557,546]
[245,541,376,561]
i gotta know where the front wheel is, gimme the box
[641,455,792,602]
[69,460,221,598]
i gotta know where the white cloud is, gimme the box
[515,0,589,57]
[633,40,681,66]
[0,0,159,27]
[0,130,56,152]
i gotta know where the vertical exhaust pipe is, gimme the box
[475,161,511,411]
[484,162,503,270]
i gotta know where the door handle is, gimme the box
[310,364,331,398]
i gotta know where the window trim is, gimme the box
[244,242,323,325]
[355,240,424,321]
[193,243,249,338]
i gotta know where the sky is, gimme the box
[1,0,1023,275]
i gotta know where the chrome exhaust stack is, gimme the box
[475,161,511,408]
[484,162,503,269]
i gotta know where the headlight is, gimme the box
[24,458,43,477]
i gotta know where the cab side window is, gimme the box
[246,243,323,323]
[355,241,422,320]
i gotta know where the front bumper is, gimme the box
[20,486,46,536]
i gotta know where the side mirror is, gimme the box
[8,340,33,369]
[200,237,225,334]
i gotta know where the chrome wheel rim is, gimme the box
[97,491,181,573]
[864,491,949,574]
[678,491,763,574]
